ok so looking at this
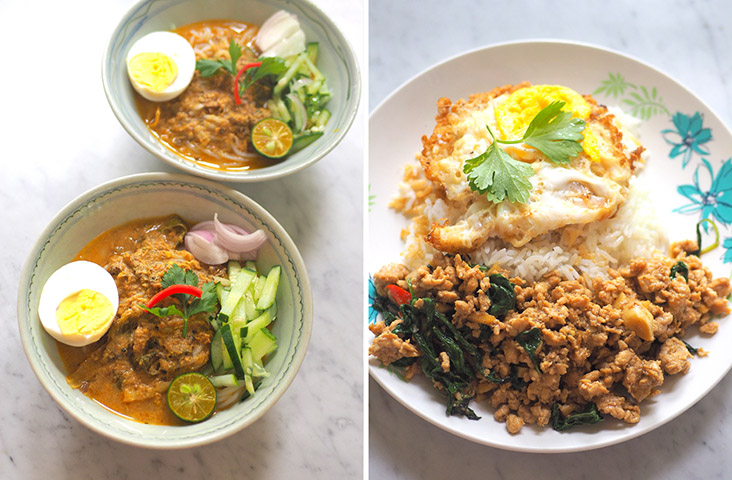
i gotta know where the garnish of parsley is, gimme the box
[463,101,586,204]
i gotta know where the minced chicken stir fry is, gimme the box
[369,241,731,434]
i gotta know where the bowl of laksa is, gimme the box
[103,0,360,182]
[17,172,312,448]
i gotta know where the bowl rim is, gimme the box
[17,171,313,448]
[101,0,361,183]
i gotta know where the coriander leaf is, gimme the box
[154,265,220,338]
[464,140,535,204]
[241,57,287,91]
[161,264,188,288]
[186,281,219,317]
[227,39,242,74]
[143,304,185,319]
[195,40,243,77]
[195,58,228,77]
[522,101,585,165]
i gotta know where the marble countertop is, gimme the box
[0,0,363,479]
[369,0,732,479]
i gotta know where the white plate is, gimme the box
[368,40,732,452]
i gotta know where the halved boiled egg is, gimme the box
[126,31,196,102]
[38,261,119,347]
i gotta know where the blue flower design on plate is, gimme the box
[368,277,378,323]
[662,112,712,168]
[722,238,732,263]
[675,158,732,226]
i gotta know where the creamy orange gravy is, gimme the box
[56,216,216,426]
[134,19,277,172]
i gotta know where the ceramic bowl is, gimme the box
[102,0,360,182]
[17,172,312,448]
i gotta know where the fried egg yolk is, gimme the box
[495,85,600,162]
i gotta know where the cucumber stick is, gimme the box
[221,268,256,317]
[256,265,281,310]
[248,327,277,363]
[210,329,224,371]
[209,373,239,387]
[220,323,246,380]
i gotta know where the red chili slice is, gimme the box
[233,61,263,105]
[386,284,411,306]
[146,284,202,308]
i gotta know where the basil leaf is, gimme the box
[551,403,603,431]
[670,261,689,282]
[487,273,515,317]
[516,327,543,373]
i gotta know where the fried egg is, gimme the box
[417,83,645,252]
[126,31,196,102]
[38,261,119,347]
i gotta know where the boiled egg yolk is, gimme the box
[128,52,178,93]
[38,261,119,347]
[495,85,600,162]
[126,31,196,102]
[56,289,114,336]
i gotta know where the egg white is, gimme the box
[126,31,196,102]
[38,261,119,347]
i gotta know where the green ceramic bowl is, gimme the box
[17,173,312,448]
[103,0,360,182]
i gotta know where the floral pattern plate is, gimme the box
[368,41,732,452]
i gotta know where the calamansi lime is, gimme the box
[167,372,217,423]
[251,118,294,159]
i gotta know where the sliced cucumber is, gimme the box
[220,268,256,317]
[244,260,257,271]
[227,260,242,282]
[242,290,259,322]
[291,131,323,153]
[209,373,239,388]
[244,311,272,342]
[305,42,319,64]
[248,327,278,364]
[265,299,278,322]
[256,266,281,310]
[241,347,256,395]
[220,323,246,380]
[210,329,224,371]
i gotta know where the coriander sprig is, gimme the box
[463,101,586,204]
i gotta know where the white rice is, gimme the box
[466,178,668,283]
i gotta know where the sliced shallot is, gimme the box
[184,231,229,265]
[213,213,268,253]
[184,214,268,265]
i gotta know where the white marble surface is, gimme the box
[0,0,363,479]
[369,0,732,479]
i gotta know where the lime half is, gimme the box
[251,118,294,159]
[167,372,217,423]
